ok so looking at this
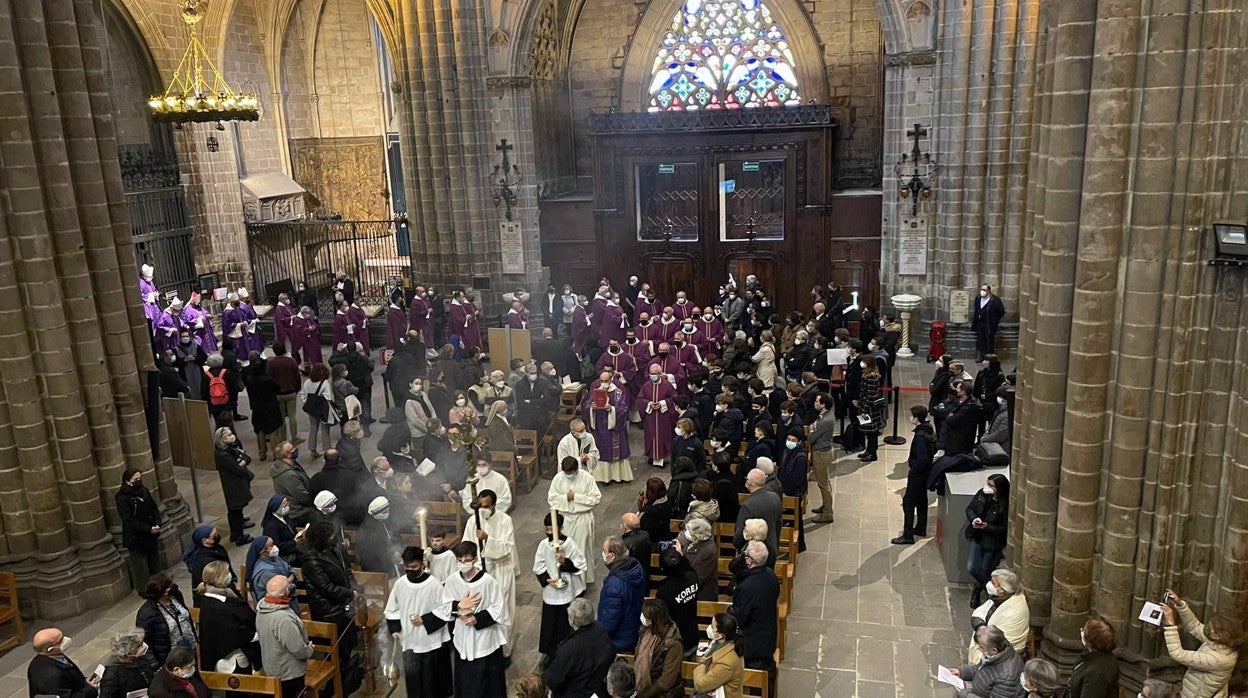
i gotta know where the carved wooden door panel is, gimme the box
[645,257,694,303]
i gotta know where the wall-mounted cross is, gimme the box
[496,139,514,169]
[906,123,928,161]
[491,139,523,221]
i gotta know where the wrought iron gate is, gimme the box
[121,147,197,301]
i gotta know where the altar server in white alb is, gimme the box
[384,546,452,698]
[533,510,587,661]
[424,533,457,582]
[464,489,516,663]
[547,455,602,584]
[462,457,513,514]
[433,541,508,697]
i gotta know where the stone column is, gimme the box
[394,0,504,305]
[0,0,191,618]
[1013,1,1248,687]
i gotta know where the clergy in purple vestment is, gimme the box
[139,264,161,324]
[671,290,696,322]
[153,299,187,353]
[571,297,592,356]
[582,370,632,483]
[648,342,687,394]
[595,340,639,389]
[273,294,294,353]
[386,296,407,351]
[600,297,626,346]
[409,286,433,346]
[291,306,322,365]
[221,293,249,350]
[461,296,483,352]
[638,363,678,464]
[187,291,219,353]
[693,307,725,358]
[590,288,610,333]
[236,288,264,356]
[633,289,660,324]
[333,300,357,349]
[622,330,653,405]
[655,307,680,344]
[347,302,370,354]
[506,301,529,329]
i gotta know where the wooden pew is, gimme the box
[201,670,281,696]
[0,572,24,652]
[487,450,521,499]
[304,618,344,698]
[514,429,540,491]
[680,660,771,698]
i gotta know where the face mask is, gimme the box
[494,381,505,388]
[997,397,1007,407]
[547,370,557,377]
[278,505,290,516]
[480,508,493,519]
[180,337,191,345]
[649,375,660,383]
[136,643,149,658]
[980,290,988,297]
[375,512,390,521]
[564,470,577,480]
[703,315,713,321]
[527,374,537,382]
[321,504,337,514]
[716,405,725,413]
[178,667,197,679]
[411,385,423,394]
[266,547,279,559]
[456,398,467,407]
[795,339,805,345]
[601,552,611,565]
[609,345,621,353]
[786,441,798,450]
[711,441,721,449]
[682,324,693,332]
[706,625,718,641]
[985,580,999,597]
[476,466,490,477]
[728,294,736,299]
[457,561,475,575]
[289,449,299,460]
[640,613,650,627]
[1019,676,1028,690]
[406,569,423,583]
[983,485,996,495]
[57,636,72,652]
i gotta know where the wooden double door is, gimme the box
[583,109,881,312]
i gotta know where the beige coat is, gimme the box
[967,593,1030,664]
[750,343,779,387]
[1164,603,1238,698]
[692,643,744,698]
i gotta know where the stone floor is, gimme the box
[1,355,982,697]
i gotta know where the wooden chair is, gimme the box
[487,450,520,496]
[288,568,314,620]
[201,670,281,696]
[0,571,24,652]
[304,618,343,698]
[514,428,540,491]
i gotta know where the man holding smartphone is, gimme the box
[28,628,99,698]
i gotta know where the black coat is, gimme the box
[27,653,97,698]
[541,621,617,698]
[621,528,652,583]
[1068,649,1120,698]
[336,436,367,474]
[115,484,160,551]
[708,470,741,524]
[729,565,780,661]
[639,499,676,544]
[308,461,363,524]
[514,376,560,430]
[158,362,190,398]
[668,435,706,476]
[214,445,254,510]
[906,423,937,485]
[243,370,284,435]
[97,659,155,698]
[194,592,261,670]
[656,562,701,652]
[965,490,1008,552]
[302,548,356,624]
[935,397,982,456]
[148,668,210,698]
[970,294,1005,334]
[136,589,192,666]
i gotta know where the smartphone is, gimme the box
[658,540,676,552]
[1163,592,1174,604]
[93,664,106,682]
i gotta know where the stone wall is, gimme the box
[313,0,386,139]
[222,0,283,175]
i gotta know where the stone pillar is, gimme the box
[394,0,505,308]
[1013,1,1248,687]
[0,0,191,618]
[881,0,1040,359]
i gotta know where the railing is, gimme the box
[246,219,407,314]
[127,186,197,302]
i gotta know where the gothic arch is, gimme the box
[617,0,828,111]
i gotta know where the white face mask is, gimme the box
[674,428,684,438]
[786,441,798,450]
[1019,675,1028,690]
[177,667,197,679]
[457,561,475,575]
[476,466,490,477]
[601,552,611,565]
[321,503,337,514]
[985,580,999,597]
[57,636,72,652]
[983,485,996,495]
[640,613,650,627]
[378,469,393,479]
[997,396,1007,407]
[136,642,149,657]
[456,398,467,406]
[375,511,390,521]
[650,375,660,382]
[980,290,988,297]
[706,625,718,641]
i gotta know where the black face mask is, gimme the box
[658,352,668,358]
[406,570,424,583]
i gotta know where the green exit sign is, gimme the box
[658,164,675,174]
[742,161,760,172]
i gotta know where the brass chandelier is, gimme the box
[148,0,259,124]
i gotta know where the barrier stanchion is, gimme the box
[882,385,906,445]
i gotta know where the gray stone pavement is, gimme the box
[1,355,981,697]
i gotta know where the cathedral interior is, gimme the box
[1,0,1248,695]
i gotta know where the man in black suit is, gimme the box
[333,270,355,304]
[734,469,781,556]
[532,326,575,379]
[970,283,1005,360]
[28,628,99,698]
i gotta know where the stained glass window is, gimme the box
[647,0,801,112]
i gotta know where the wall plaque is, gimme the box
[898,215,928,275]
[949,289,971,324]
[500,221,524,274]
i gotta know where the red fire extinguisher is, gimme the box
[929,320,946,362]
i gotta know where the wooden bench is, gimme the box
[201,670,281,696]
[305,618,343,698]
[0,572,25,652]
[514,428,540,491]
[681,660,771,698]
[487,450,521,499]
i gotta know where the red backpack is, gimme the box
[206,368,229,406]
